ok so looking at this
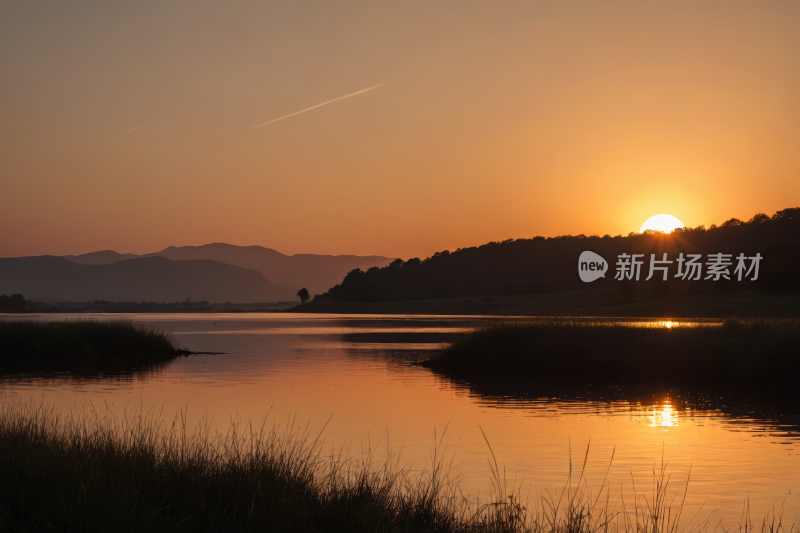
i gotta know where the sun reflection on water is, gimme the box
[643,320,678,328]
[649,402,679,428]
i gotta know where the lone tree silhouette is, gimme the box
[297,288,310,304]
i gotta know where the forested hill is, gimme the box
[315,207,800,303]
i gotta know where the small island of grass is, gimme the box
[0,319,188,360]
[422,317,800,392]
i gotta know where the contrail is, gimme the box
[251,83,384,129]
[119,126,142,136]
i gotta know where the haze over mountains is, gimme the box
[0,256,287,302]
[64,243,394,299]
[64,244,395,296]
[4,209,797,307]
[1,244,394,303]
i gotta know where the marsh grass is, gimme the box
[0,400,469,532]
[424,318,800,390]
[0,400,797,533]
[0,318,184,359]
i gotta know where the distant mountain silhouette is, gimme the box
[63,250,139,265]
[0,256,297,302]
[64,244,395,295]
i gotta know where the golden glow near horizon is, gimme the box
[640,214,685,234]
[2,1,800,258]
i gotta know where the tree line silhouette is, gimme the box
[0,294,26,312]
[314,207,800,303]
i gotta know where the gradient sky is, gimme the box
[2,1,798,259]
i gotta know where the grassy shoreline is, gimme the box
[0,319,188,360]
[1,400,796,533]
[422,318,800,392]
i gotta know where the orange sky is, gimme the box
[2,1,798,260]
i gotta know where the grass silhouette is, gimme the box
[0,318,184,359]
[1,400,797,532]
[424,318,800,391]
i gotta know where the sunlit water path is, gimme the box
[2,313,798,527]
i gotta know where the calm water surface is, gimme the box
[2,313,798,526]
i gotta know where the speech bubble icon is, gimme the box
[578,251,608,282]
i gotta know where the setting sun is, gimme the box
[640,214,685,234]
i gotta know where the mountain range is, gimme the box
[64,244,395,296]
[0,256,286,302]
[2,245,395,303]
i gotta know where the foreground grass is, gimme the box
[0,401,796,533]
[0,319,185,359]
[0,402,510,533]
[424,318,800,391]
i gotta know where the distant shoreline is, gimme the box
[6,301,299,314]
[285,287,800,318]
[1,309,281,314]
[4,287,798,318]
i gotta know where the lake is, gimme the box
[2,313,798,527]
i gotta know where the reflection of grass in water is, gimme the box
[0,400,796,533]
[0,355,178,388]
[424,318,800,391]
[0,318,184,359]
